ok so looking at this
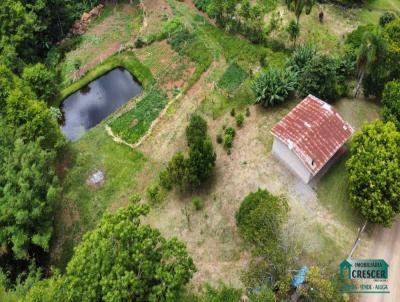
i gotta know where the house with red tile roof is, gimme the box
[271,94,354,183]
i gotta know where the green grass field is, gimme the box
[51,126,147,269]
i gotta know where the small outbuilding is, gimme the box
[271,95,354,183]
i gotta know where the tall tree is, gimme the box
[22,63,58,103]
[354,30,386,97]
[0,138,59,261]
[346,121,400,226]
[63,204,196,302]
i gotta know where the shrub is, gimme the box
[216,134,223,144]
[286,43,317,72]
[159,170,173,191]
[382,80,400,130]
[146,184,165,204]
[236,113,244,127]
[223,127,236,151]
[252,67,297,107]
[236,189,289,248]
[298,54,339,101]
[192,197,204,211]
[286,20,299,47]
[379,12,396,27]
[230,108,236,117]
[134,36,145,48]
[345,24,377,50]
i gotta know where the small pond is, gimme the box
[61,68,143,141]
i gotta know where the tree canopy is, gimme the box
[346,121,400,226]
[63,204,196,302]
[0,136,59,262]
[382,80,400,130]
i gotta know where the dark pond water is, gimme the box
[61,68,143,141]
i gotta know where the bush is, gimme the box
[286,43,317,73]
[146,184,165,204]
[298,54,339,102]
[252,67,298,107]
[134,36,145,48]
[382,80,400,130]
[236,113,244,127]
[345,24,377,50]
[236,189,288,248]
[192,196,204,211]
[223,127,236,151]
[379,12,396,27]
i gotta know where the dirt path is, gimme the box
[359,220,400,302]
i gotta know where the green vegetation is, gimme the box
[236,189,288,249]
[217,63,248,93]
[0,137,59,266]
[62,204,196,302]
[192,196,204,210]
[223,127,236,152]
[54,128,147,268]
[346,121,400,226]
[252,67,297,107]
[160,115,216,190]
[57,51,154,106]
[110,88,167,144]
[298,54,340,101]
[22,63,58,103]
[382,80,400,129]
[2,0,400,300]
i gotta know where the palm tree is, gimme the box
[354,31,386,97]
[286,0,315,26]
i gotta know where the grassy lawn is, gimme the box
[51,126,147,269]
[358,0,400,24]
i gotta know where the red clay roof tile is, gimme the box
[271,95,354,175]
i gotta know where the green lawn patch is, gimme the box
[56,51,154,106]
[217,63,248,93]
[110,88,168,144]
[52,127,147,269]
[316,153,363,230]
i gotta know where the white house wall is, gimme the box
[272,137,313,183]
